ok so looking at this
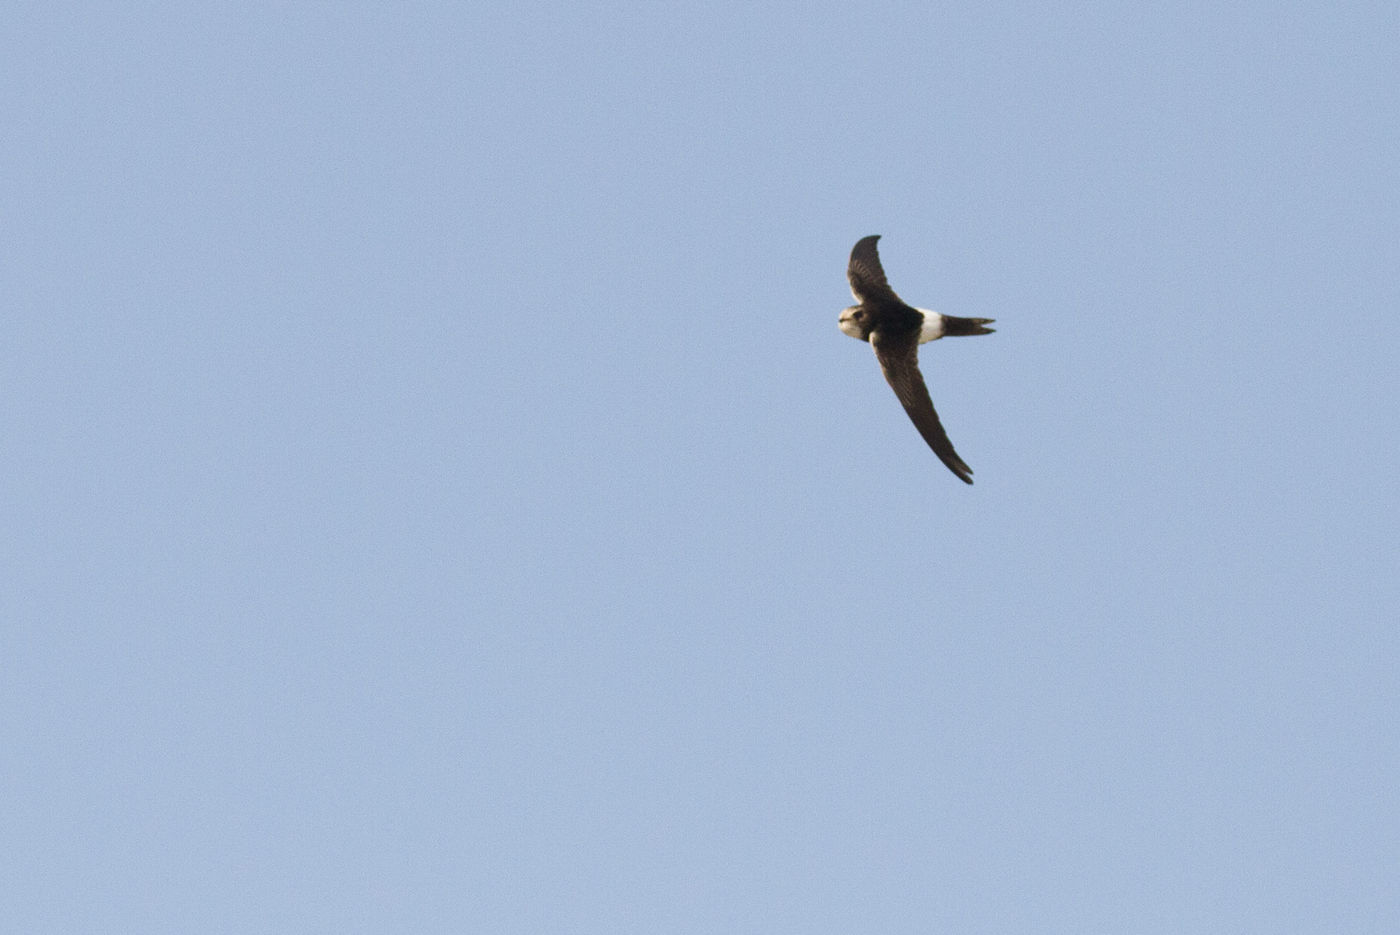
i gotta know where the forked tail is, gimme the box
[941,315,996,337]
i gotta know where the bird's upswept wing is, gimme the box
[847,235,902,306]
[871,332,974,484]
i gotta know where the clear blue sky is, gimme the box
[4,2,1398,932]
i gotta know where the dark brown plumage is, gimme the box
[839,235,994,484]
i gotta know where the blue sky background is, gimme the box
[3,2,1398,932]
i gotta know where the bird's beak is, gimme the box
[838,310,863,340]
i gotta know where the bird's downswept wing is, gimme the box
[847,234,902,306]
[871,332,974,484]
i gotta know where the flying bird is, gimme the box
[839,235,994,484]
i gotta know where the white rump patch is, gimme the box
[916,308,944,343]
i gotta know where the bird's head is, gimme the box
[838,305,872,341]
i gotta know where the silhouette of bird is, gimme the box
[839,235,995,484]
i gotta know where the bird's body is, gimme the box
[839,235,994,484]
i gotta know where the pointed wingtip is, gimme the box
[938,452,975,484]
